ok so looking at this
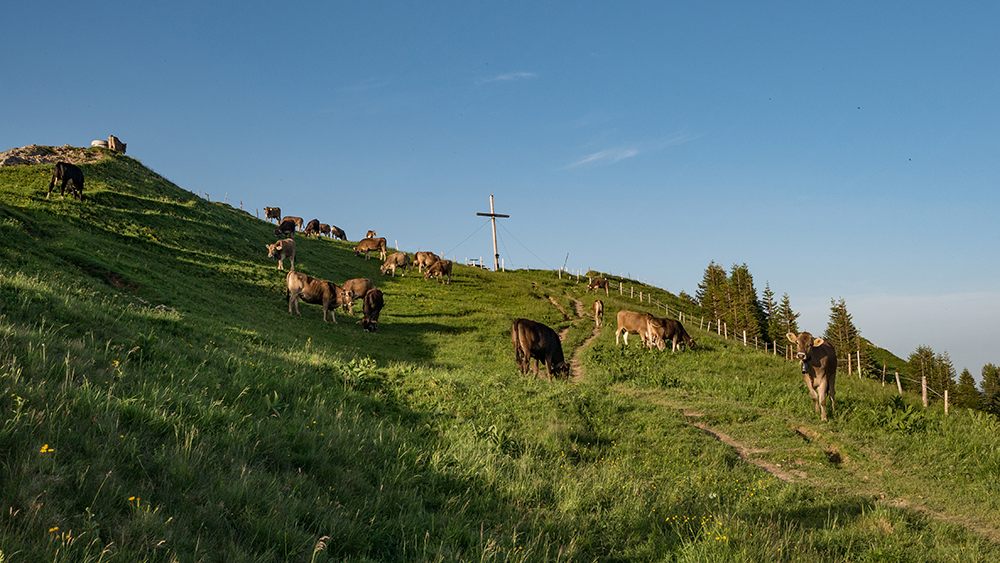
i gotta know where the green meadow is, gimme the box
[2,149,999,561]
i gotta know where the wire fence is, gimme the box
[568,272,959,415]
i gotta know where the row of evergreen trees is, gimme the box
[692,261,999,414]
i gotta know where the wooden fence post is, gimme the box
[895,372,902,395]
[882,364,886,387]
[945,390,949,416]
[857,350,862,379]
[922,376,928,407]
[847,353,852,378]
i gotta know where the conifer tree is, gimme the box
[954,368,984,411]
[907,345,937,401]
[981,364,1000,415]
[696,261,728,326]
[761,282,778,342]
[826,298,870,376]
[727,263,764,341]
[775,293,800,359]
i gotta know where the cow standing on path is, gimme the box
[593,300,604,328]
[47,162,85,201]
[786,332,838,421]
[511,318,569,379]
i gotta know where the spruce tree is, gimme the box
[981,364,1000,415]
[696,262,728,326]
[954,368,984,411]
[826,298,870,377]
[775,293,800,359]
[908,345,937,401]
[761,282,778,343]
[727,263,764,342]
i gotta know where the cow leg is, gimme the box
[322,303,337,323]
[816,380,830,421]
[289,294,300,316]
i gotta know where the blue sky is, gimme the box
[4,2,999,378]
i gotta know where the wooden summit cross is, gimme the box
[476,195,509,271]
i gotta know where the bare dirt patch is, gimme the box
[0,145,107,167]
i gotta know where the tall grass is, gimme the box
[1,151,999,561]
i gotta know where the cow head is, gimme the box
[786,332,824,371]
[551,361,570,378]
[363,318,378,333]
[266,241,282,259]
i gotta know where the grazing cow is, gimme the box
[646,316,695,352]
[424,259,452,284]
[360,288,385,332]
[511,318,570,379]
[329,225,346,240]
[319,223,331,237]
[303,219,321,237]
[341,278,375,315]
[286,271,350,323]
[366,230,377,238]
[47,162,85,201]
[264,206,281,223]
[413,251,440,273]
[587,278,610,295]
[282,216,304,231]
[615,310,655,347]
[786,332,838,421]
[593,300,604,328]
[353,237,387,260]
[265,238,296,270]
[380,251,411,277]
[274,218,297,237]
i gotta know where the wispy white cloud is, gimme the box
[562,147,639,169]
[477,72,537,85]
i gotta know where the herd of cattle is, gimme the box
[38,168,837,421]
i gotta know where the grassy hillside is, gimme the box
[2,149,1000,562]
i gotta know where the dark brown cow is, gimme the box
[341,278,375,315]
[47,162,85,201]
[265,238,296,270]
[615,310,654,347]
[286,271,350,323]
[587,278,610,295]
[511,318,569,379]
[593,300,604,328]
[329,225,347,240]
[647,316,695,352]
[319,223,332,237]
[264,206,281,223]
[786,332,838,421]
[360,288,384,332]
[380,251,411,277]
[413,251,440,273]
[274,218,297,237]
[303,218,321,237]
[282,216,304,231]
[354,237,387,260]
[424,259,452,284]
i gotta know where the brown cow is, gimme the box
[341,278,375,315]
[786,332,838,421]
[266,238,296,270]
[319,223,332,237]
[303,219,321,237]
[511,318,569,379]
[360,288,384,332]
[47,162,84,201]
[286,271,350,323]
[424,259,452,284]
[282,216,304,231]
[413,251,440,273]
[647,316,695,352]
[380,251,411,277]
[615,310,654,347]
[354,237,387,260]
[329,225,347,240]
[587,278,610,295]
[264,206,281,223]
[274,218,297,237]
[366,230,377,238]
[593,300,604,328]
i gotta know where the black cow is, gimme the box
[360,288,385,332]
[47,162,84,201]
[274,218,297,237]
[303,218,321,237]
[511,318,569,379]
